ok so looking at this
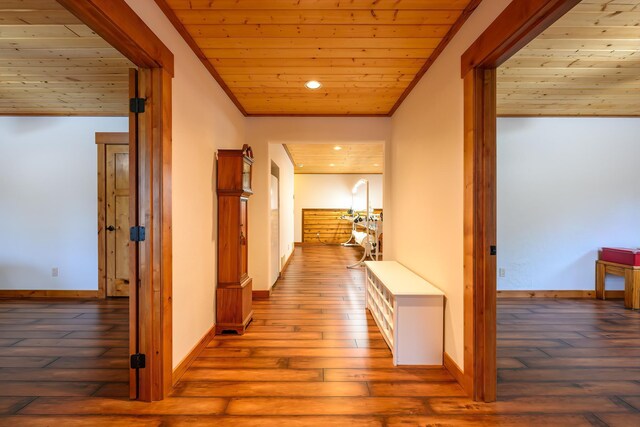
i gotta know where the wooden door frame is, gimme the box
[96,132,129,299]
[461,0,581,402]
[59,0,174,401]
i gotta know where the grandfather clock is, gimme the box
[216,144,254,334]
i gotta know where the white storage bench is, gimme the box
[364,261,444,366]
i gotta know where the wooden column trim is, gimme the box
[461,0,581,403]
[96,132,129,145]
[461,0,582,76]
[56,0,174,401]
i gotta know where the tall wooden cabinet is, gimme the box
[216,146,254,334]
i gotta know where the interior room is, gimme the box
[1,0,640,425]
[0,0,135,399]
[493,0,640,402]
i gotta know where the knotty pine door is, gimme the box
[105,144,130,297]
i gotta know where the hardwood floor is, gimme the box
[1,245,640,426]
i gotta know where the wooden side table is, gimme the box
[595,260,640,309]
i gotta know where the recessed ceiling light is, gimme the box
[305,80,322,90]
[334,146,342,151]
[297,164,304,167]
[373,163,380,167]
[329,163,335,167]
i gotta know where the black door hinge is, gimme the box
[490,245,497,256]
[129,97,146,113]
[130,353,146,369]
[130,226,146,242]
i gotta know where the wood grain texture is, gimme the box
[499,0,640,117]
[3,251,640,425]
[0,0,132,115]
[286,143,383,174]
[154,0,477,115]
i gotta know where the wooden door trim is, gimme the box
[60,0,174,401]
[96,133,129,299]
[57,0,174,77]
[461,0,581,402]
[96,132,129,145]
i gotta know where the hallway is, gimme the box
[0,245,640,425]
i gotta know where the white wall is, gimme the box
[387,0,512,369]
[294,174,383,242]
[269,144,295,275]
[125,0,246,369]
[0,117,127,291]
[498,118,640,291]
[246,117,391,291]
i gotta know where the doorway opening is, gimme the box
[0,0,173,402]
[462,0,640,404]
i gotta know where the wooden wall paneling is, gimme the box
[302,209,353,244]
[302,209,382,245]
[461,0,582,403]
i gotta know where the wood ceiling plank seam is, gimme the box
[173,10,464,26]
[184,24,454,39]
[164,0,470,10]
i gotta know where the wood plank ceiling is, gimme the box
[0,0,132,116]
[498,0,640,117]
[155,0,478,116]
[285,143,383,174]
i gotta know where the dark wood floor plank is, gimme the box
[324,368,454,382]
[0,356,56,368]
[0,347,108,357]
[0,381,102,397]
[0,415,162,426]
[0,368,128,382]
[19,397,228,415]
[225,397,428,416]
[499,381,640,397]
[14,339,127,348]
[171,381,370,397]
[0,397,34,414]
[428,396,631,414]
[595,413,640,427]
[499,368,640,382]
[2,248,640,426]
[368,382,467,397]
[0,331,70,339]
[521,357,640,368]
[385,415,594,426]
[181,368,323,382]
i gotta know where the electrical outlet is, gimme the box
[52,267,59,277]
[499,268,505,278]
